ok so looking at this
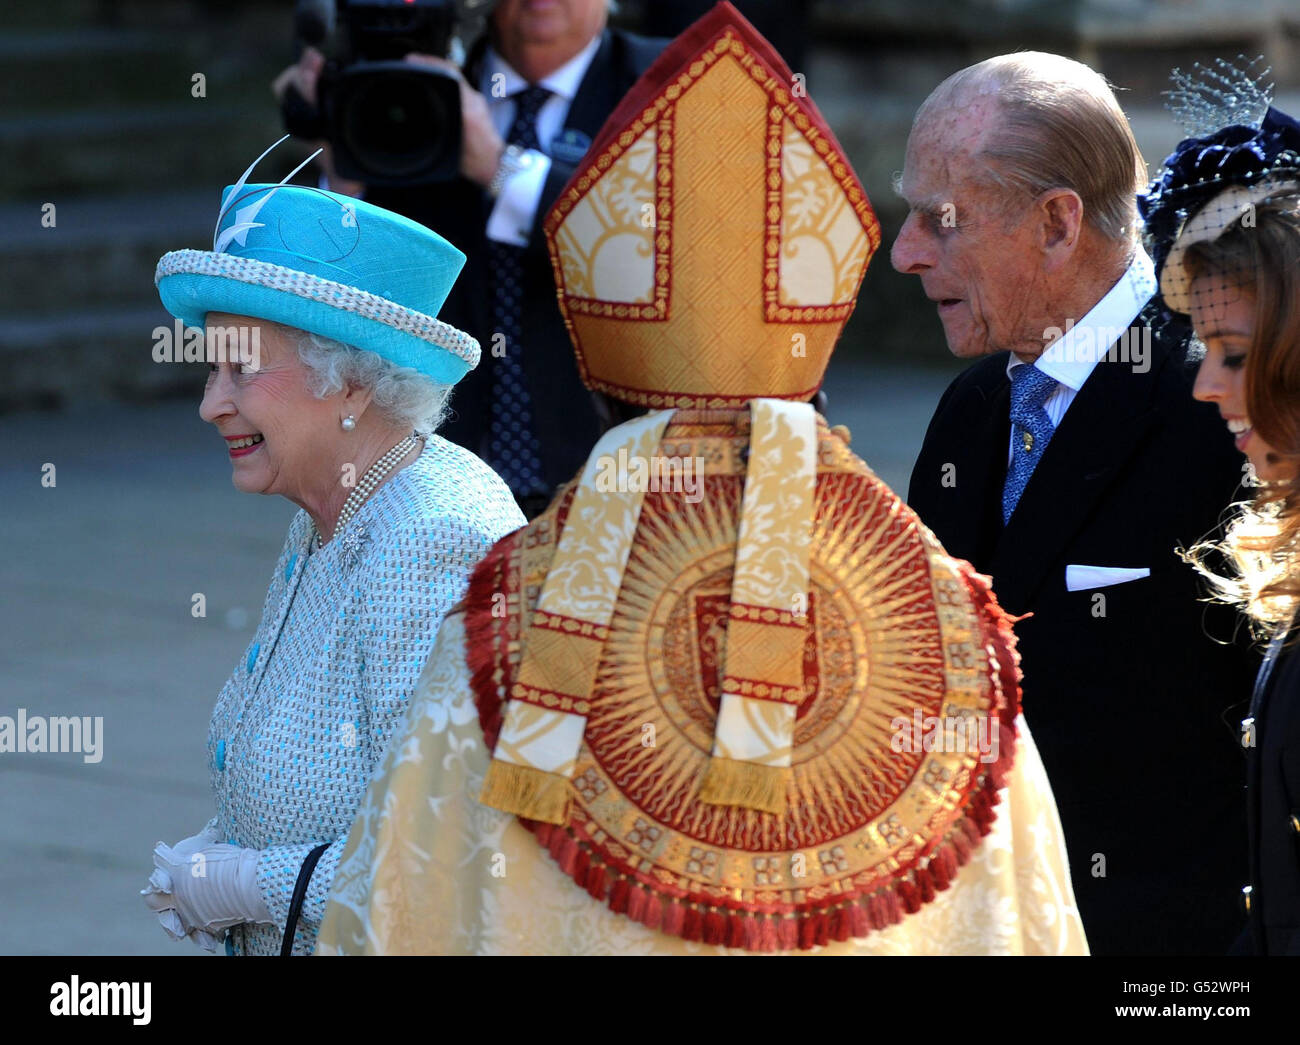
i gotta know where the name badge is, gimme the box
[550,128,593,166]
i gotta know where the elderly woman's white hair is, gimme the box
[293,328,453,437]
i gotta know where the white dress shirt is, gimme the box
[482,35,602,247]
[1005,246,1157,463]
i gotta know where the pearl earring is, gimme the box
[341,415,356,431]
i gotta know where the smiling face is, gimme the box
[1189,275,1293,482]
[198,313,343,503]
[891,102,1050,359]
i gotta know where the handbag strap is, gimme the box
[280,842,331,957]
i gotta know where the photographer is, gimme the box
[275,1,664,517]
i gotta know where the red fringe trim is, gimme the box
[464,536,517,753]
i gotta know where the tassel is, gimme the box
[643,892,664,931]
[829,905,849,942]
[573,847,591,888]
[697,757,789,814]
[814,911,831,948]
[757,916,778,952]
[478,760,569,824]
[609,876,630,915]
[865,892,883,929]
[798,914,817,950]
[727,913,748,949]
[777,916,797,951]
[989,727,1015,789]
[897,880,920,914]
[682,904,703,943]
[662,898,685,936]
[882,888,901,926]
[951,829,972,864]
[849,901,869,938]
[928,849,950,891]
[917,867,935,904]
[627,884,648,923]
[936,846,958,889]
[704,908,727,946]
[585,861,607,900]
[552,831,578,874]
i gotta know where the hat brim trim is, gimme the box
[155,249,480,381]
[1160,178,1300,313]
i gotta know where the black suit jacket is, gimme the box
[908,308,1257,955]
[367,28,666,491]
[1243,635,1300,954]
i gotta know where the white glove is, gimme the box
[151,841,274,935]
[141,823,226,951]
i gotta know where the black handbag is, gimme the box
[280,842,331,956]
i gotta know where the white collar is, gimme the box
[483,33,602,103]
[1006,246,1156,390]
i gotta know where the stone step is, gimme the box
[0,29,222,113]
[0,103,294,199]
[1,0,265,31]
[0,177,316,315]
[0,303,199,412]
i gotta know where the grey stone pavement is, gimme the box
[0,354,958,955]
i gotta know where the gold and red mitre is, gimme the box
[464,4,1022,951]
[542,1,880,407]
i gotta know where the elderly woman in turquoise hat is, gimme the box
[138,141,524,955]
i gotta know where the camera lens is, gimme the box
[338,68,456,181]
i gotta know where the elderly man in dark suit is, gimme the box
[370,1,665,516]
[895,51,1257,955]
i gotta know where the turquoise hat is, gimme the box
[155,140,479,384]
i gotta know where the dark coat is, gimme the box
[907,308,1258,955]
[366,28,666,492]
[1243,632,1300,954]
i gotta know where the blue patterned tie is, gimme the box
[487,85,552,497]
[1002,365,1057,523]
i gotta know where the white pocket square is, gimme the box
[1065,565,1151,592]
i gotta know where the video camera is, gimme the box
[283,0,473,186]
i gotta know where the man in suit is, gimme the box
[894,52,1256,954]
[279,1,664,516]
[368,1,665,516]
